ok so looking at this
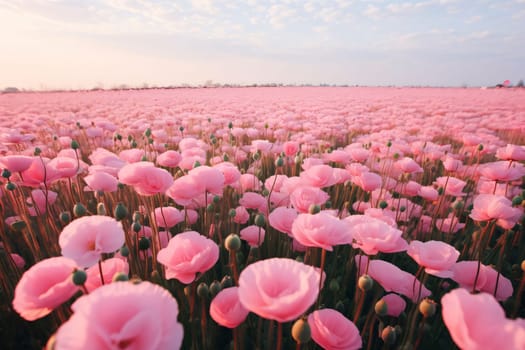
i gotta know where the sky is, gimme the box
[0,0,524,90]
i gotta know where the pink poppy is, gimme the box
[213,162,241,186]
[238,258,322,322]
[84,171,118,192]
[345,215,407,255]
[283,141,300,157]
[435,215,465,233]
[442,156,463,172]
[237,173,263,192]
[232,206,250,224]
[20,157,61,187]
[451,261,513,300]
[239,192,268,214]
[89,148,126,170]
[394,157,423,174]
[381,293,406,317]
[291,212,351,251]
[119,148,145,163]
[157,231,219,284]
[496,144,525,161]
[152,207,184,228]
[289,186,329,213]
[188,165,225,195]
[26,189,58,216]
[355,256,431,302]
[478,161,525,182]
[407,240,459,277]
[268,207,298,236]
[300,164,337,188]
[0,155,34,172]
[12,257,79,321]
[434,176,467,197]
[54,281,184,350]
[156,150,182,168]
[352,171,382,192]
[418,185,439,201]
[166,175,203,206]
[469,194,523,229]
[308,309,362,350]
[118,162,173,196]
[59,216,125,268]
[210,287,249,328]
[48,156,81,178]
[441,288,525,350]
[240,225,265,247]
[84,258,129,292]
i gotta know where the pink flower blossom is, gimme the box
[84,171,118,192]
[394,157,423,174]
[54,281,184,350]
[291,212,351,251]
[238,258,321,322]
[289,186,329,213]
[283,141,300,157]
[188,165,225,195]
[240,225,265,247]
[118,162,173,196]
[308,309,362,350]
[434,176,467,197]
[152,207,184,228]
[451,261,513,300]
[13,257,79,321]
[407,240,459,277]
[345,215,407,255]
[496,144,525,161]
[59,216,125,268]
[300,164,337,188]
[232,206,249,224]
[381,293,406,317]
[469,194,523,229]
[479,161,525,182]
[268,206,298,236]
[210,287,249,328]
[441,288,525,350]
[0,155,34,172]
[84,258,129,292]
[352,171,382,192]
[157,231,219,284]
[156,150,182,168]
[166,175,203,206]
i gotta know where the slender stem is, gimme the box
[276,322,283,350]
[98,259,105,285]
[316,248,326,309]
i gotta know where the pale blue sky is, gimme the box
[1,0,524,89]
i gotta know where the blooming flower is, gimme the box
[308,309,362,350]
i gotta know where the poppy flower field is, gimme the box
[1,86,524,349]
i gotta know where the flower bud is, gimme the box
[419,298,436,318]
[374,299,388,316]
[138,237,150,250]
[308,204,321,214]
[381,325,397,345]
[112,272,129,282]
[197,282,209,299]
[379,201,388,209]
[291,318,311,344]
[72,269,87,286]
[1,169,11,178]
[209,280,221,297]
[358,275,374,292]
[221,275,233,289]
[60,211,71,224]
[96,202,107,216]
[120,246,129,257]
[5,181,16,191]
[254,214,266,227]
[71,140,80,150]
[225,233,241,252]
[113,202,128,221]
[73,203,87,217]
[132,222,142,233]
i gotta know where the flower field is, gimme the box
[1,86,524,349]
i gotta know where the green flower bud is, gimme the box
[254,214,266,227]
[221,275,233,289]
[275,157,284,167]
[144,128,151,137]
[228,208,237,217]
[112,272,129,282]
[512,196,523,207]
[225,233,241,252]
[60,211,71,224]
[1,169,11,178]
[96,202,107,216]
[113,202,128,221]
[132,222,142,233]
[419,298,436,318]
[5,181,16,191]
[358,275,374,292]
[308,204,321,214]
[209,280,221,297]
[381,325,397,345]
[72,269,87,286]
[291,318,311,344]
[71,140,80,150]
[375,299,388,316]
[73,203,87,217]
[10,220,26,232]
[120,246,129,257]
[197,282,209,299]
[34,147,42,156]
[138,237,150,250]
[379,201,388,209]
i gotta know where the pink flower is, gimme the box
[84,172,118,192]
[59,216,125,268]
[119,148,145,163]
[213,162,241,186]
[441,288,525,350]
[394,157,423,174]
[355,256,431,302]
[239,192,268,213]
[352,171,382,192]
[54,281,184,350]
[308,309,362,350]
[436,215,465,233]
[407,240,459,277]
[240,225,265,247]
[232,206,249,224]
[442,156,463,172]
[84,258,129,292]
[157,231,219,284]
[469,194,523,229]
[496,144,525,161]
[188,165,225,195]
[166,175,203,206]
[238,258,321,322]
[283,141,300,157]
[291,212,351,251]
[0,155,34,172]
[434,176,467,197]
[48,156,81,178]
[300,164,337,188]
[156,150,182,168]
[268,207,298,236]
[118,162,173,196]
[289,186,329,213]
[479,161,525,182]
[381,293,406,317]
[451,261,513,300]
[12,257,79,321]
[27,189,57,216]
[345,215,407,255]
[152,207,184,228]
[210,287,249,328]
[20,157,61,187]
